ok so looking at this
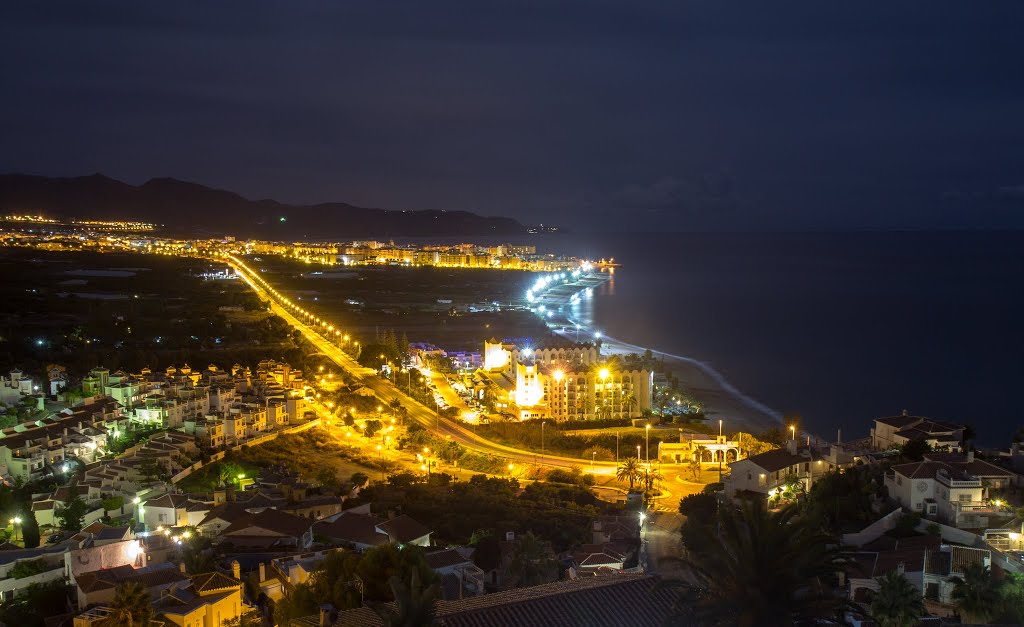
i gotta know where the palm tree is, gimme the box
[950,563,1002,624]
[102,581,152,627]
[644,466,665,492]
[373,570,441,627]
[677,501,850,626]
[688,457,702,481]
[621,391,637,418]
[508,532,558,587]
[616,457,643,490]
[694,444,710,464]
[870,571,925,627]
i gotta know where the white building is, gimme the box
[884,454,1006,528]
[870,411,964,451]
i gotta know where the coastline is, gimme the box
[535,271,784,435]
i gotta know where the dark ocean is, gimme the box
[543,231,1024,446]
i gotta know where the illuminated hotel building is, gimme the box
[481,340,652,420]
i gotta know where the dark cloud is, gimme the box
[1,1,1022,231]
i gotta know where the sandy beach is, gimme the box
[538,273,783,435]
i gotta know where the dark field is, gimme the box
[0,248,310,379]
[243,255,555,350]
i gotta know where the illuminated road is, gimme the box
[224,254,703,509]
[226,255,627,473]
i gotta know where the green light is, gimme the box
[279,216,287,223]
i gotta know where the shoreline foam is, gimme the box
[533,271,783,434]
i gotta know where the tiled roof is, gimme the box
[891,461,976,481]
[922,453,1015,478]
[300,574,676,627]
[744,448,803,473]
[221,508,312,539]
[197,503,249,528]
[190,571,242,594]
[876,414,928,429]
[75,562,188,594]
[375,515,431,544]
[313,514,387,547]
[146,493,190,509]
[95,526,131,541]
[426,548,471,570]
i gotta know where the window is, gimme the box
[915,502,922,510]
[958,494,971,503]
[158,513,166,522]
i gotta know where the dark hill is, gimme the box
[0,173,529,238]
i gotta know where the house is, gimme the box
[572,543,631,573]
[295,573,678,627]
[724,440,828,501]
[152,571,246,627]
[218,509,314,549]
[313,511,432,550]
[0,544,69,602]
[921,451,1016,490]
[846,534,990,614]
[884,456,1002,528]
[254,548,346,603]
[870,411,964,451]
[425,548,485,599]
[143,493,194,529]
[196,503,250,538]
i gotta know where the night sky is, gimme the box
[2,2,1023,231]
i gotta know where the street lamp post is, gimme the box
[9,517,21,543]
[592,451,596,472]
[541,421,546,460]
[645,424,651,464]
[718,420,724,483]
[616,431,620,462]
[636,444,641,461]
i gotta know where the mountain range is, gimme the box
[0,174,533,238]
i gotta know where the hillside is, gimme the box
[0,173,530,238]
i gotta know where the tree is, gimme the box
[616,457,642,490]
[950,563,1002,624]
[372,570,441,627]
[57,496,89,532]
[694,444,709,464]
[688,457,702,481]
[103,581,153,627]
[870,572,925,627]
[675,501,850,626]
[314,467,341,494]
[508,531,559,587]
[0,579,72,627]
[21,511,40,548]
[139,458,169,483]
[350,472,370,488]
[221,608,262,627]
[900,438,932,461]
[100,496,125,512]
[996,571,1024,624]
[182,535,216,574]
[643,466,665,492]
